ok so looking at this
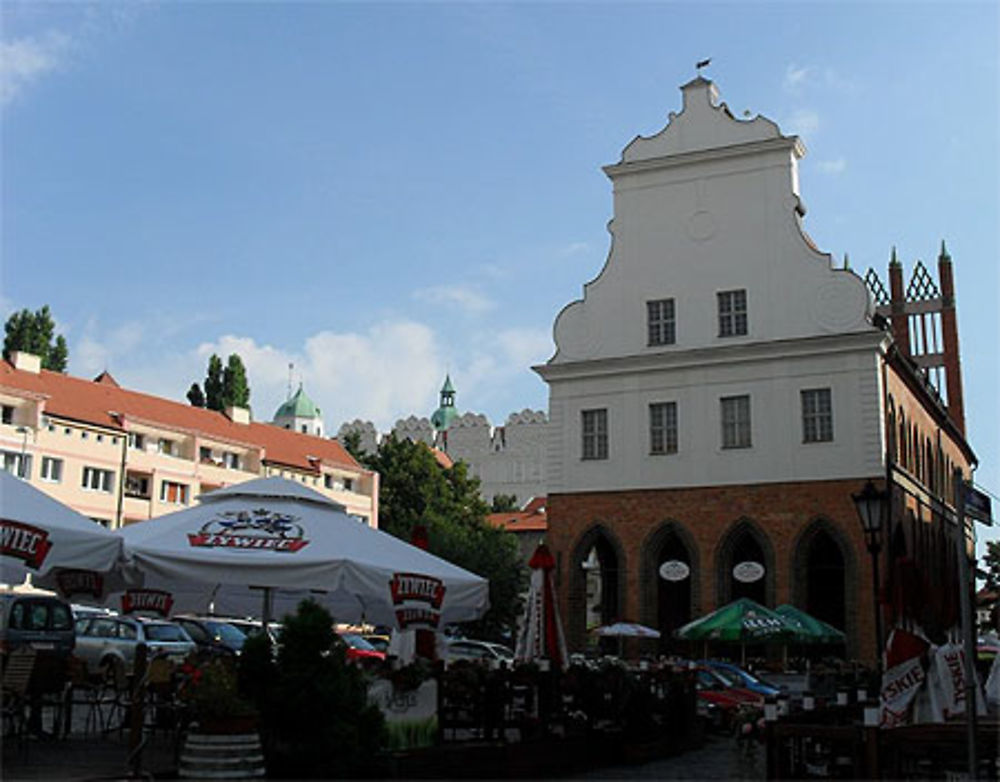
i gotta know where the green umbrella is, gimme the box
[675,597,797,643]
[775,604,846,644]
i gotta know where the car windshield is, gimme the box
[144,623,188,642]
[339,633,375,651]
[205,621,247,646]
[711,668,739,687]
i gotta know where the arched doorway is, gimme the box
[568,525,625,652]
[792,519,857,658]
[641,522,698,654]
[716,519,775,607]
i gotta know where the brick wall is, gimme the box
[547,478,881,661]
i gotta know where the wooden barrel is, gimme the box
[179,732,266,779]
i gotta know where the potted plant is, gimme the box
[178,658,258,734]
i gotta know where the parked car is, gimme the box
[700,660,782,698]
[361,633,390,654]
[693,666,763,731]
[220,617,283,646]
[172,616,247,657]
[444,638,514,665]
[74,615,196,677]
[336,632,386,665]
[0,591,76,661]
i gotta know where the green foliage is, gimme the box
[491,493,519,512]
[242,600,385,778]
[186,382,206,407]
[223,353,251,408]
[179,658,255,723]
[984,540,1000,591]
[3,306,68,372]
[359,435,526,639]
[341,430,364,460]
[204,354,225,411]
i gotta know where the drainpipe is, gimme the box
[115,418,128,529]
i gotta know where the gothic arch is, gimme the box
[791,517,858,657]
[639,521,700,647]
[566,523,627,651]
[715,517,776,607]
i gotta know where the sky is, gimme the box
[2,3,998,551]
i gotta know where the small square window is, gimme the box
[581,409,608,460]
[802,388,834,443]
[649,402,678,455]
[718,289,748,337]
[721,395,752,449]
[647,299,676,346]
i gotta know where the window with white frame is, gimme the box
[649,401,678,455]
[160,480,188,505]
[581,408,608,460]
[158,438,175,456]
[1,450,31,478]
[82,466,114,493]
[40,456,63,483]
[647,298,676,346]
[128,432,145,450]
[224,452,240,470]
[717,289,748,337]
[721,395,752,449]
[125,473,150,498]
[801,388,834,443]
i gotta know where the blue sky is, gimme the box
[2,3,997,548]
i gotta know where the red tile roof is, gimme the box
[487,498,547,533]
[0,360,359,472]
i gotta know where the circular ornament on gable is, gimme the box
[685,210,717,242]
[813,279,869,332]
[659,560,690,582]
[732,561,765,583]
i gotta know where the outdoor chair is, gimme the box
[64,656,109,738]
[143,657,185,746]
[1,647,37,754]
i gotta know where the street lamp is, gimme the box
[852,480,888,669]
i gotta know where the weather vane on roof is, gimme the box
[696,58,711,73]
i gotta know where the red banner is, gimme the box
[1,519,53,570]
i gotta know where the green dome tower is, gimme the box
[430,374,459,432]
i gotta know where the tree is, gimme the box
[340,430,364,460]
[186,382,206,408]
[203,354,225,411]
[222,353,250,408]
[491,493,519,512]
[3,306,69,372]
[359,435,526,639]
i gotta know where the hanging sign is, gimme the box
[733,561,765,583]
[659,560,690,582]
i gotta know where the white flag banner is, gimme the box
[881,657,926,728]
[932,643,967,718]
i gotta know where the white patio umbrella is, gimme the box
[112,477,489,629]
[516,542,568,669]
[0,469,125,601]
[593,622,661,639]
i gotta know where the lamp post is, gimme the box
[852,480,888,672]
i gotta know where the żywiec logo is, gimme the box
[389,572,446,629]
[187,508,309,552]
[1,519,53,570]
[55,569,104,599]
[121,589,173,617]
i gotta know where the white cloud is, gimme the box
[495,327,552,368]
[557,242,591,259]
[818,158,847,175]
[0,31,71,106]
[412,284,495,315]
[783,64,814,93]
[786,109,820,138]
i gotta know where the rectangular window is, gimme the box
[160,480,189,505]
[721,395,752,449]
[128,432,145,450]
[649,402,678,455]
[125,473,150,498]
[343,478,354,492]
[1,405,13,425]
[40,456,63,483]
[718,289,748,337]
[82,466,114,493]
[324,474,333,489]
[802,388,834,443]
[224,452,240,470]
[1,450,32,478]
[647,298,676,346]
[199,446,213,463]
[581,409,608,460]
[158,439,175,456]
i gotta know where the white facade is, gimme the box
[536,77,886,494]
